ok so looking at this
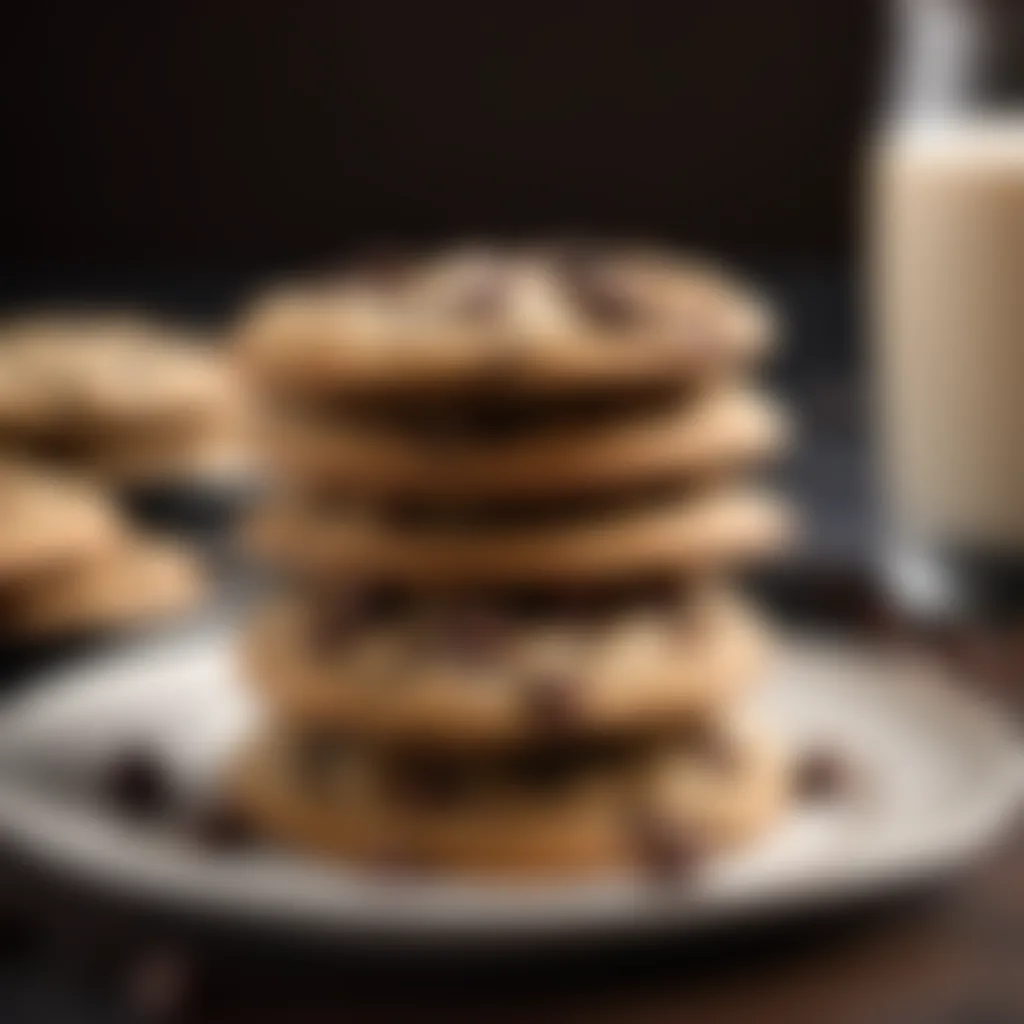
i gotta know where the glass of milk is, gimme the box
[872,1,1024,617]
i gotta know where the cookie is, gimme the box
[243,588,770,747]
[59,418,247,487]
[236,245,775,399]
[0,315,241,482]
[0,462,122,584]
[1,537,206,639]
[233,717,787,877]
[259,386,790,499]
[243,485,794,585]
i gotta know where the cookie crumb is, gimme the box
[793,746,855,802]
[103,747,173,821]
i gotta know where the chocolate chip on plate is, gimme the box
[793,746,856,802]
[103,746,173,821]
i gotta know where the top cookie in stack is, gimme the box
[239,244,774,399]
[234,243,793,878]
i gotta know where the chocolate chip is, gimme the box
[516,747,575,790]
[306,587,368,654]
[678,723,739,777]
[390,759,470,809]
[435,604,508,665]
[523,673,580,729]
[627,811,703,881]
[465,404,528,442]
[190,795,256,851]
[794,746,854,802]
[566,271,638,328]
[103,747,173,821]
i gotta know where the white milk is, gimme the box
[872,121,1024,559]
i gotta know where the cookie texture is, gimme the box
[244,588,769,747]
[233,241,792,879]
[0,537,206,639]
[260,387,789,499]
[0,314,242,484]
[234,719,788,877]
[0,463,121,583]
[236,246,774,398]
[245,485,793,585]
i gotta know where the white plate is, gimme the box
[0,620,1021,944]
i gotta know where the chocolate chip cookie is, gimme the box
[0,462,121,584]
[236,245,775,399]
[233,717,787,877]
[245,484,793,585]
[2,536,206,639]
[260,386,789,500]
[0,314,242,483]
[244,587,769,747]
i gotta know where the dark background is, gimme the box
[2,1,882,280]
[0,1,883,564]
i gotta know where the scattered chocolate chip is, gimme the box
[565,268,638,328]
[103,747,173,821]
[627,811,703,881]
[523,673,580,730]
[190,794,256,851]
[793,746,854,802]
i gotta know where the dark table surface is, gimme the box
[1,268,1022,1023]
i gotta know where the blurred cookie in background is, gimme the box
[0,461,122,583]
[1,536,205,641]
[0,461,208,644]
[0,313,246,490]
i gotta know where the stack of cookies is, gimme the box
[234,244,793,878]
[0,462,205,642]
[0,314,242,487]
